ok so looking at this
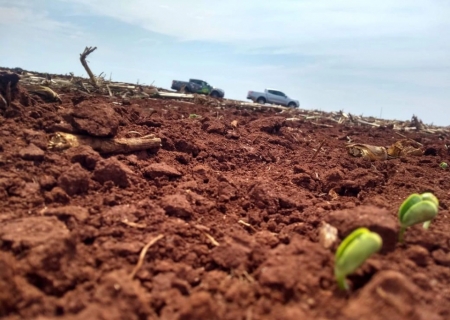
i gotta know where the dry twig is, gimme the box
[311,140,326,161]
[0,93,6,109]
[204,232,220,247]
[121,219,146,229]
[5,81,11,107]
[48,132,161,154]
[130,234,164,279]
[80,46,98,88]
[238,220,258,233]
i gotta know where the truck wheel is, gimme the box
[288,102,297,108]
[256,97,266,104]
[210,91,219,98]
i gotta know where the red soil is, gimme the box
[1,81,450,320]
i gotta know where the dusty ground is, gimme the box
[1,78,450,320]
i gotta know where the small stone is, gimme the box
[225,131,240,140]
[143,162,182,179]
[93,158,131,188]
[57,163,90,196]
[45,187,70,204]
[44,205,89,222]
[38,175,57,190]
[318,222,338,249]
[161,194,194,218]
[18,143,44,161]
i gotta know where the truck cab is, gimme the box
[189,79,213,94]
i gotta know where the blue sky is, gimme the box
[1,0,449,125]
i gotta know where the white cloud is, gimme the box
[0,4,84,41]
[60,0,448,43]
[58,1,450,74]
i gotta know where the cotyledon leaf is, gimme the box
[335,227,370,261]
[421,192,439,207]
[400,200,438,228]
[398,193,422,222]
[335,231,382,278]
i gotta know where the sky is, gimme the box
[1,0,449,125]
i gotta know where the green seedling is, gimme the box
[189,113,200,119]
[440,162,448,170]
[334,228,382,290]
[398,192,439,242]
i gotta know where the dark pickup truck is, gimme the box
[171,79,225,98]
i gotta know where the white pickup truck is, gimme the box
[247,88,299,108]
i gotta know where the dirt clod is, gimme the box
[161,194,194,218]
[57,163,90,196]
[0,216,69,250]
[65,145,101,171]
[93,158,131,188]
[326,205,398,253]
[343,270,443,320]
[143,162,182,179]
[69,102,120,137]
[19,143,45,161]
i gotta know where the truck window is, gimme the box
[269,90,284,97]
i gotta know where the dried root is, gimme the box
[130,234,164,279]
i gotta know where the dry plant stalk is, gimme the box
[121,219,146,229]
[387,139,423,157]
[238,220,258,233]
[311,140,326,160]
[130,234,164,279]
[204,232,220,247]
[48,132,161,154]
[26,85,61,102]
[0,93,6,109]
[5,81,11,107]
[80,46,98,88]
[347,140,423,161]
